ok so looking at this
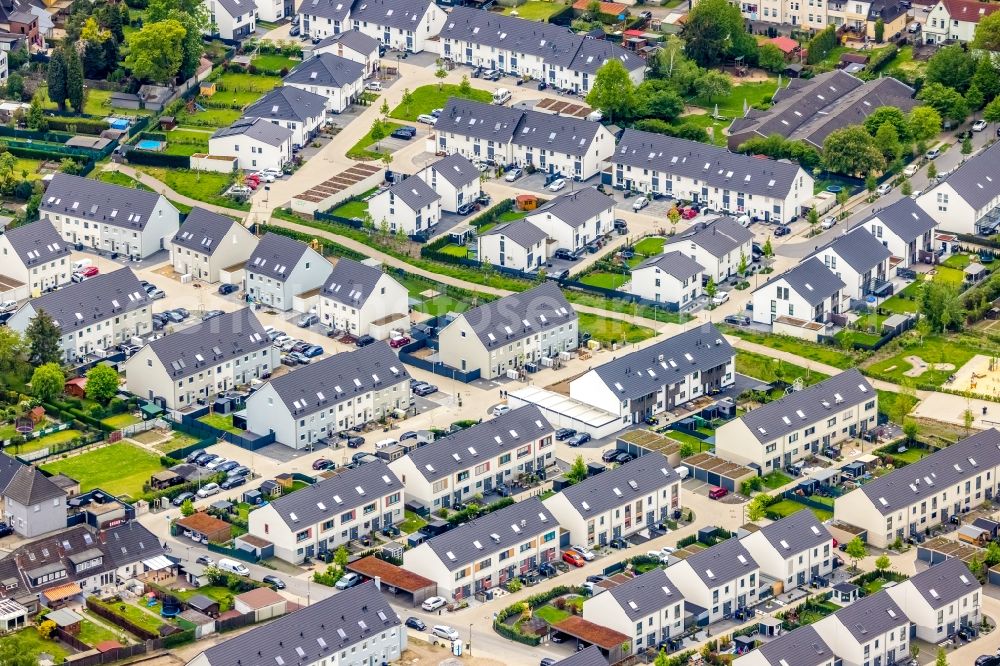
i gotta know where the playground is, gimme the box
[947,354,1000,394]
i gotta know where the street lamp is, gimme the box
[468,623,473,656]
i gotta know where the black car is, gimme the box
[289,24,300,36]
[553,248,576,261]
[567,432,591,447]
[538,562,557,577]
[218,283,239,295]
[345,436,365,448]
[263,574,286,589]
[612,451,634,464]
[471,66,483,78]
[391,126,417,140]
[555,428,577,441]
[609,537,629,549]
[484,70,502,81]
[975,656,1000,666]
[185,449,206,463]
[773,224,790,237]
[0,522,12,537]
[356,334,376,347]
[724,314,750,326]
[172,491,196,507]
[400,431,418,441]
[216,460,240,473]
[220,476,246,490]
[601,449,621,463]
[405,617,426,631]
[192,452,214,465]
[457,201,477,215]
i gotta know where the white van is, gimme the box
[0,301,16,314]
[72,258,92,272]
[217,558,250,576]
[375,438,399,449]
[492,88,511,105]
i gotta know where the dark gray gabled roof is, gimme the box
[830,590,907,642]
[859,428,1000,515]
[427,153,480,188]
[0,454,23,499]
[436,97,523,145]
[812,228,891,274]
[682,537,759,587]
[667,217,754,259]
[2,219,69,268]
[171,208,242,256]
[616,129,805,199]
[42,173,164,232]
[513,111,605,158]
[556,452,678,517]
[264,342,408,419]
[739,369,873,444]
[423,497,556,569]
[754,626,833,666]
[480,219,548,249]
[384,175,441,212]
[3,465,63,506]
[284,53,364,89]
[268,460,403,528]
[248,231,313,282]
[756,510,831,555]
[243,87,327,124]
[861,196,937,242]
[634,251,704,281]
[313,29,379,55]
[591,324,733,401]
[406,405,552,482]
[605,568,683,621]
[321,256,385,307]
[934,140,1000,211]
[349,0,436,31]
[904,558,979,610]
[299,0,351,21]
[758,257,844,307]
[214,0,252,18]
[23,268,148,335]
[102,521,166,568]
[528,187,613,227]
[455,281,575,350]
[146,308,270,381]
[198,582,399,666]
[569,36,644,75]
[210,117,293,147]
[553,646,608,666]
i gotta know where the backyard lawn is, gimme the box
[77,618,125,646]
[155,431,201,454]
[632,236,665,257]
[160,128,212,157]
[767,499,832,521]
[762,470,793,489]
[864,337,975,387]
[877,389,918,424]
[5,628,70,663]
[347,121,404,159]
[879,279,922,314]
[173,585,235,610]
[534,605,571,624]
[578,312,656,345]
[96,170,153,190]
[501,1,565,20]
[664,430,711,450]
[13,158,46,180]
[10,428,85,456]
[90,598,167,634]
[735,350,829,387]
[41,442,165,498]
[413,294,470,316]
[36,85,154,117]
[330,199,369,219]
[437,244,470,258]
[578,271,629,290]
[676,112,728,147]
[688,80,778,118]
[102,413,143,429]
[198,413,243,434]
[724,327,856,370]
[252,54,300,71]
[400,510,428,533]
[210,72,282,107]
[390,84,492,122]
[133,167,245,211]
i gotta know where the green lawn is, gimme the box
[160,128,212,157]
[198,413,243,435]
[13,157,46,180]
[400,509,427,533]
[864,337,975,387]
[632,236,665,257]
[880,280,922,314]
[578,312,656,345]
[173,585,235,610]
[41,442,165,498]
[501,1,565,20]
[665,430,711,450]
[11,428,85,455]
[723,327,856,369]
[534,605,571,624]
[95,170,153,190]
[330,199,369,219]
[210,72,283,107]
[155,432,200,454]
[77,618,124,646]
[413,295,470,316]
[767,499,832,521]
[4,628,70,663]
[252,54,300,71]
[90,598,166,633]
[932,265,965,285]
[877,389,918,424]
[498,211,527,223]
[762,470,793,489]
[578,271,630,290]
[390,84,492,122]
[134,167,246,210]
[176,106,243,128]
[688,80,778,118]
[102,413,142,429]
[735,350,829,386]
[36,85,154,117]
[676,113,728,146]
[347,121,404,159]
[437,244,470,258]
[941,253,972,270]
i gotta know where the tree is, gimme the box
[808,207,819,231]
[919,280,964,332]
[586,59,634,123]
[985,96,1000,123]
[926,44,976,93]
[6,72,23,101]
[334,545,349,568]
[964,408,976,434]
[971,54,1000,103]
[38,619,56,639]
[379,99,389,117]
[435,66,447,89]
[634,79,684,122]
[0,327,24,373]
[757,43,786,73]
[823,125,886,177]
[30,363,64,402]
[566,455,588,483]
[935,647,949,666]
[458,74,472,97]
[86,364,119,403]
[705,276,717,301]
[169,10,207,80]
[680,0,750,68]
[965,83,985,112]
[124,19,186,83]
[962,134,973,155]
[874,122,902,163]
[908,105,943,143]
[837,187,850,213]
[874,17,885,43]
[918,82,969,125]
[738,251,748,278]
[875,554,891,573]
[667,207,681,235]
[369,118,387,151]
[400,87,413,114]
[746,495,768,521]
[863,106,910,142]
[654,649,670,666]
[845,536,867,571]
[974,10,1000,50]
[25,309,61,366]
[697,69,732,104]
[866,174,878,196]
[47,49,68,111]
[65,46,84,114]
[180,498,195,516]
[927,161,938,180]
[763,236,773,259]
[901,179,912,196]
[806,26,838,65]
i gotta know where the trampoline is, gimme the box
[136,139,166,151]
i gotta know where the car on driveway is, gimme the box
[389,336,410,348]
[724,314,750,326]
[335,572,363,590]
[456,202,477,216]
[609,537,629,549]
[602,449,622,463]
[821,216,837,230]
[570,545,595,561]
[302,345,324,358]
[297,313,319,327]
[773,224,790,237]
[422,596,447,611]
[632,196,649,211]
[504,167,523,182]
[263,574,285,589]
[492,404,510,417]
[218,283,239,295]
[562,550,585,567]
[202,309,224,321]
[405,617,426,631]
[413,383,438,396]
[553,248,576,261]
[417,114,437,125]
[612,451,634,464]
[196,556,215,566]
[903,164,919,177]
[567,432,591,446]
[220,476,246,490]
[312,458,334,470]
[356,335,376,347]
[548,178,567,192]
[555,428,576,440]
[345,436,365,448]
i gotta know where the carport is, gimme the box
[552,616,628,664]
[682,453,756,492]
[917,537,983,565]
[345,556,437,607]
[615,430,682,466]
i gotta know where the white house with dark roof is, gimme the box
[282,53,364,113]
[255,0,291,23]
[614,130,814,224]
[477,219,548,272]
[809,227,891,303]
[662,216,754,284]
[246,232,332,311]
[525,187,614,254]
[204,0,255,40]
[2,464,66,538]
[629,251,704,308]
[886,558,980,642]
[300,0,352,40]
[209,117,293,172]
[916,141,1000,235]
[367,175,442,236]
[740,511,834,589]
[317,257,408,337]
[0,219,70,298]
[813,591,910,666]
[42,173,180,260]
[734,625,835,666]
[417,153,481,213]
[169,208,256,283]
[246,342,410,449]
[389,405,554,509]
[122,308,275,410]
[668,537,762,624]
[348,0,446,53]
[311,30,380,76]
[7,268,151,364]
[543,452,681,546]
[859,197,938,269]
[751,257,845,325]
[242,87,326,149]
[715,369,876,470]
[582,568,685,654]
[569,323,734,425]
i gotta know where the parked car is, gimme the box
[202,310,225,321]
[365,81,382,91]
[601,449,621,463]
[355,334,376,347]
[287,351,311,365]
[680,207,698,220]
[612,451,634,464]
[228,466,250,478]
[567,432,591,446]
[555,428,577,440]
[335,572,363,590]
[422,596,447,611]
[456,201,477,216]
[195,556,215,566]
[417,114,437,125]
[220,476,246,490]
[345,436,365,448]
[297,313,319,327]
[548,178,567,192]
[570,545,595,561]
[492,404,510,417]
[80,265,99,278]
[216,460,239,473]
[562,550,585,567]
[218,283,239,295]
[262,574,286,589]
[712,291,730,306]
[389,336,410,348]
[197,453,219,467]
[903,164,919,177]
[185,450,206,463]
[405,617,426,631]
[205,457,229,470]
[876,183,892,196]
[552,248,576,261]
[312,458,334,470]
[413,384,438,396]
[302,345,324,358]
[724,314,750,326]
[709,486,729,500]
[504,167,523,182]
[973,119,988,132]
[538,562,557,577]
[432,625,460,641]
[632,196,649,211]
[926,147,941,159]
[821,216,837,230]
[391,126,417,140]
[609,537,629,549]
[196,483,220,498]
[773,224,790,237]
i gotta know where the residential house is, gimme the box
[245,342,410,449]
[2,464,65,538]
[859,197,938,268]
[833,428,1000,547]
[740,511,834,589]
[923,0,1000,43]
[524,187,614,254]
[550,647,610,666]
[613,130,814,224]
[436,281,578,380]
[809,228,891,303]
[750,257,845,325]
[255,0,292,23]
[477,219,548,272]
[661,217,754,284]
[417,153,481,213]
[543,452,681,546]
[347,0,447,53]
[299,0,353,40]
[204,0,255,41]
[317,256,409,337]
[916,141,1000,235]
[283,53,364,114]
[389,405,554,509]
[209,117,293,172]
[813,591,910,666]
[629,251,704,309]
[367,176,442,236]
[403,497,558,599]
[7,268,151,364]
[668,537,762,625]
[246,232,332,311]
[568,323,734,426]
[247,461,403,562]
[122,308,275,410]
[865,0,909,40]
[42,173,180,259]
[734,626,835,666]
[311,30,380,76]
[0,219,70,298]
[886,558,981,642]
[715,369,876,470]
[242,87,327,149]
[582,568,685,654]
[184,582,405,666]
[169,208,257,283]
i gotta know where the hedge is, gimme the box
[445,497,514,526]
[493,584,586,646]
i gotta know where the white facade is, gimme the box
[669,547,762,625]
[169,223,257,284]
[525,198,614,253]
[740,529,834,589]
[313,32,380,76]
[813,598,909,666]
[628,257,703,308]
[0,230,69,297]
[417,166,480,214]
[349,2,447,53]
[663,231,752,284]
[885,562,982,642]
[317,273,408,337]
[582,570,685,654]
[861,217,936,269]
[46,198,179,260]
[916,180,996,235]
[205,0,255,41]
[246,246,331,312]
[255,0,290,22]
[284,72,363,114]
[476,230,547,272]
[812,240,890,303]
[208,131,291,173]
[923,0,998,44]
[367,185,442,236]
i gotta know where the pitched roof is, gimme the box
[263,342,409,419]
[753,626,833,666]
[171,208,242,256]
[617,129,805,199]
[904,558,979,609]
[284,53,364,89]
[313,29,380,55]
[321,257,388,307]
[23,268,148,335]
[41,173,165,232]
[234,586,285,610]
[383,175,441,211]
[267,461,403,528]
[426,153,480,188]
[556,452,679,517]
[248,232,314,282]
[145,308,270,380]
[348,0,436,30]
[759,257,845,307]
[869,0,908,23]
[681,537,759,587]
[435,97,523,145]
[197,582,399,666]
[3,465,63,506]
[941,0,1000,23]
[756,510,832,554]
[934,140,1000,211]
[299,0,352,20]
[590,324,733,401]
[604,568,683,621]
[861,196,937,242]
[210,117,293,147]
[422,497,556,569]
[454,281,575,350]
[214,0,252,18]
[512,111,606,158]
[243,87,327,124]
[405,405,552,482]
[2,219,69,267]
[667,216,754,258]
[528,187,613,227]
[814,227,891,273]
[480,219,548,249]
[829,590,906,641]
[0,453,23,499]
[634,251,704,281]
[102,522,165,568]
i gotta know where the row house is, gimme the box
[209,117,294,173]
[662,216,755,284]
[885,558,981,642]
[317,256,409,337]
[477,219,549,272]
[299,0,444,53]
[751,257,845,326]
[813,591,910,666]
[740,510,835,589]
[0,219,70,299]
[916,141,1000,236]
[367,175,442,236]
[524,187,614,254]
[169,208,257,284]
[246,231,332,311]
[242,86,327,149]
[582,568,685,655]
[810,227,892,303]
[283,53,365,114]
[629,251,704,309]
[669,538,762,625]
[859,197,938,269]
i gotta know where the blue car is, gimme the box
[302,345,324,358]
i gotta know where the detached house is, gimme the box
[169,208,257,283]
[0,219,70,299]
[885,558,981,642]
[629,252,704,309]
[367,176,442,236]
[662,217,754,284]
[417,153,481,213]
[740,511,834,589]
[389,405,555,509]
[669,538,762,624]
[283,53,364,114]
[923,0,1000,43]
[1,462,66,538]
[255,0,292,23]
[813,591,910,666]
[348,0,446,53]
[317,256,408,337]
[524,187,614,254]
[734,626,835,666]
[209,117,293,173]
[247,461,403,562]
[583,568,685,655]
[242,87,327,149]
[751,257,845,326]
[860,196,938,268]
[809,228,892,303]
[204,0,255,41]
[42,173,180,260]
[246,232,332,311]
[543,452,681,547]
[477,219,548,272]
[916,141,1000,235]
[312,30,380,76]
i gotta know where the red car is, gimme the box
[389,336,410,349]
[80,265,99,278]
[562,550,585,567]
[681,207,698,220]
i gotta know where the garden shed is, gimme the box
[186,594,220,617]
[234,587,287,621]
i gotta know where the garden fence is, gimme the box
[119,418,171,438]
[85,596,162,641]
[397,338,481,383]
[206,541,260,563]
[217,611,256,633]
[780,490,835,515]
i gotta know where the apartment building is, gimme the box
[317,257,409,337]
[923,0,1000,43]
[247,461,403,563]
[715,369,876,470]
[245,342,410,449]
[367,175,442,236]
[477,219,548,272]
[582,567,685,654]
[859,197,938,268]
[389,405,554,509]
[524,187,614,254]
[283,53,364,113]
[242,86,326,148]
[661,217,755,283]
[403,497,558,600]
[209,117,294,173]
[0,219,70,298]
[886,558,981,642]
[734,626,835,666]
[543,452,681,547]
[169,208,257,283]
[813,591,910,666]
[7,268,151,365]
[751,257,845,326]
[810,228,891,303]
[246,232,332,311]
[669,538,762,625]
[417,153,481,213]
[916,141,1000,235]
[740,511,834,589]
[629,251,704,309]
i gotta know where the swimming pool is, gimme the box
[136,139,164,151]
